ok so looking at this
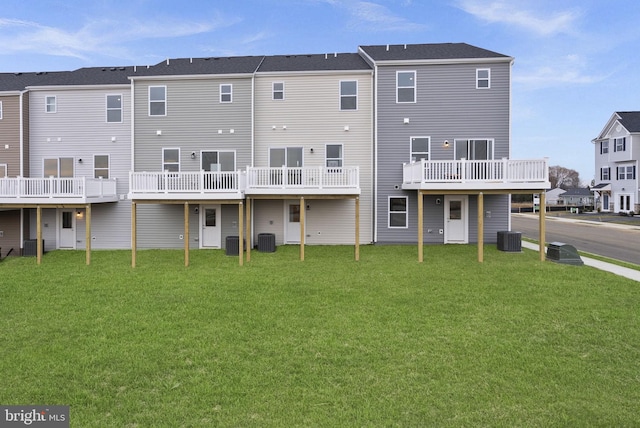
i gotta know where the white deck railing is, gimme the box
[246,166,360,189]
[403,158,548,184]
[129,170,246,194]
[0,176,117,199]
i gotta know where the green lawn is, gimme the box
[1,245,639,427]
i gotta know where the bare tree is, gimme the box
[549,165,581,189]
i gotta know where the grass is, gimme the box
[1,245,640,427]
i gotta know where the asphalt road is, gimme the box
[511,213,640,265]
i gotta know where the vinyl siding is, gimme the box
[0,210,21,257]
[28,87,132,249]
[0,95,21,177]
[376,61,511,243]
[254,71,374,244]
[251,200,285,245]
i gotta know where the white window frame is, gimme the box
[0,164,7,177]
[45,96,57,113]
[200,150,236,172]
[601,167,610,181]
[410,136,430,162]
[339,80,358,110]
[106,94,123,123]
[325,144,343,169]
[476,68,491,89]
[396,71,416,103]
[149,86,166,116]
[93,154,110,179]
[272,82,284,100]
[454,139,494,160]
[0,101,3,119]
[220,84,232,103]
[162,148,180,172]
[618,165,635,180]
[388,196,408,229]
[43,157,74,178]
[614,137,626,152]
[601,141,609,154]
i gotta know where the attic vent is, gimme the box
[119,67,125,70]
[334,52,337,57]
[325,53,328,59]
[166,59,169,65]
[110,67,116,71]
[386,44,389,51]
[404,44,407,49]
[14,72,22,76]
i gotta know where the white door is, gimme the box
[201,205,221,248]
[285,201,301,243]
[444,195,468,243]
[59,210,76,249]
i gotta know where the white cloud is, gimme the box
[310,0,426,32]
[513,54,609,89]
[456,0,581,37]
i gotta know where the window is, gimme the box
[455,139,493,160]
[149,86,166,116]
[397,71,416,103]
[601,167,610,181]
[613,137,626,152]
[326,144,343,169]
[340,80,357,110]
[43,158,73,177]
[163,148,180,172]
[106,95,122,123]
[600,141,609,154]
[0,164,7,177]
[201,151,235,172]
[270,147,303,168]
[410,137,430,162]
[476,68,490,89]
[45,96,57,113]
[617,165,636,180]
[273,82,284,100]
[220,84,232,103]
[389,197,408,228]
[0,101,3,119]
[94,155,109,178]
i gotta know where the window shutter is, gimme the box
[600,143,603,154]
[607,167,611,180]
[623,137,626,151]
[633,166,637,180]
[613,140,617,152]
[616,167,620,179]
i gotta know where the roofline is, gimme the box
[366,56,514,66]
[26,84,131,91]
[0,90,23,96]
[128,73,256,81]
[255,69,373,77]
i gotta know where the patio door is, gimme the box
[285,200,301,243]
[201,205,221,248]
[270,147,303,185]
[59,209,76,249]
[444,195,468,243]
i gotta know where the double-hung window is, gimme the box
[220,84,232,103]
[397,71,416,103]
[455,139,493,160]
[273,82,284,100]
[149,86,166,116]
[326,144,343,170]
[617,165,636,180]
[389,197,408,228]
[600,141,609,154]
[410,137,430,162]
[613,137,626,152]
[601,167,610,181]
[476,68,490,89]
[0,164,7,177]
[94,155,109,179]
[340,80,357,110]
[45,96,57,113]
[106,95,122,123]
[162,148,180,172]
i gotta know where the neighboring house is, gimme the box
[592,111,639,213]
[250,53,373,247]
[358,43,549,248]
[24,67,131,252]
[128,57,263,250]
[546,188,566,205]
[558,188,593,206]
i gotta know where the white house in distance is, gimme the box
[592,111,639,213]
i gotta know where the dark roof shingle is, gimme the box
[359,43,510,61]
[617,111,640,133]
[258,53,371,72]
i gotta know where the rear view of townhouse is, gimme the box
[0,42,549,259]
[592,112,639,214]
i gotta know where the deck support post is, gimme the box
[246,197,251,263]
[36,205,42,265]
[300,196,305,261]
[539,191,546,261]
[184,202,189,267]
[418,191,424,262]
[355,196,360,261]
[131,201,137,268]
[86,204,91,265]
[478,192,484,263]
[238,201,244,266]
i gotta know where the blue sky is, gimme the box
[2,0,639,184]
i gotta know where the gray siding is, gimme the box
[28,87,132,249]
[376,61,511,243]
[0,210,21,257]
[254,72,374,244]
[0,95,22,177]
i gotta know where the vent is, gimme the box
[546,242,583,266]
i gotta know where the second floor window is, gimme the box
[617,165,636,180]
[273,82,284,100]
[44,157,73,177]
[326,144,343,168]
[106,95,122,123]
[163,148,180,172]
[613,137,626,152]
[410,137,430,162]
[46,96,57,113]
[94,155,109,179]
[149,86,166,116]
[455,139,493,160]
[476,68,490,88]
[340,81,357,110]
[220,84,232,103]
[601,141,609,154]
[601,167,610,181]
[397,71,416,103]
[0,164,7,177]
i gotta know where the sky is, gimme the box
[1,0,639,185]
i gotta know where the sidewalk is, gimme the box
[521,241,640,283]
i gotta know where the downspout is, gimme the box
[19,90,25,249]
[250,56,266,249]
[130,79,135,173]
[508,58,514,231]
[373,64,379,243]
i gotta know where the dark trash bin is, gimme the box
[257,233,276,252]
[497,231,521,252]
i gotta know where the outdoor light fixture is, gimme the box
[443,140,450,148]
[310,148,314,153]
[190,152,196,159]
[76,211,83,219]
[403,118,410,124]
